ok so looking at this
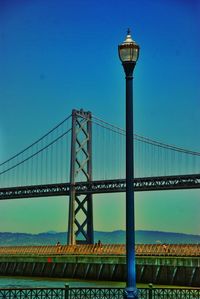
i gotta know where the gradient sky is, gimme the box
[0,0,199,235]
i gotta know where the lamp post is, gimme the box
[118,29,140,299]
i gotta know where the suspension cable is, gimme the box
[0,114,72,166]
[92,115,200,157]
[0,128,71,175]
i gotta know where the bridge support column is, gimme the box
[68,109,93,245]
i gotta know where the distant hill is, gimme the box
[0,230,199,246]
[95,230,200,244]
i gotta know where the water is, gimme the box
[0,276,197,289]
[0,276,125,288]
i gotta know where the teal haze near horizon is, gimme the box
[0,0,199,235]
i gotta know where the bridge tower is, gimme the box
[67,109,93,245]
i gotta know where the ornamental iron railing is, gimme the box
[0,286,200,299]
[0,244,199,257]
[0,288,64,299]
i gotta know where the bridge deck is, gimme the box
[0,174,200,200]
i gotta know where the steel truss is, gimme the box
[0,174,199,200]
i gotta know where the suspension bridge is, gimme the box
[0,109,200,245]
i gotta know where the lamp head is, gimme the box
[118,29,140,63]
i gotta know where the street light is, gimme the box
[118,29,140,299]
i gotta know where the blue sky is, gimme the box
[0,0,199,235]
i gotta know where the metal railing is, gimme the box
[0,244,199,257]
[0,287,65,299]
[0,286,200,299]
[67,287,200,299]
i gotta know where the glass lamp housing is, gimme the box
[118,31,139,63]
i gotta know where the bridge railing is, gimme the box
[0,244,199,256]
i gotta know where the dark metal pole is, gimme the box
[123,61,138,299]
